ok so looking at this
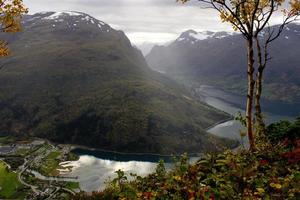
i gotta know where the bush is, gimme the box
[266,116,300,143]
[74,117,300,200]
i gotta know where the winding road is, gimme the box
[17,149,78,198]
[18,159,41,195]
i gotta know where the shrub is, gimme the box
[266,116,300,143]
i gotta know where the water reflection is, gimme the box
[61,85,298,192]
[60,154,171,192]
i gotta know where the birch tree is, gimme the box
[179,0,300,150]
[0,0,28,57]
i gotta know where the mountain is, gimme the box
[136,42,156,56]
[0,11,235,154]
[146,24,300,104]
[136,41,172,56]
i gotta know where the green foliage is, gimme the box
[67,152,79,161]
[75,126,300,199]
[266,116,300,143]
[3,156,24,171]
[38,150,61,176]
[0,136,18,145]
[235,111,247,127]
[155,160,166,178]
[0,15,235,154]
[0,161,26,199]
[112,170,127,188]
[65,182,80,190]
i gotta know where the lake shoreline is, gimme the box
[69,144,203,158]
[59,115,234,158]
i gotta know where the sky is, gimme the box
[24,0,286,45]
[24,0,233,44]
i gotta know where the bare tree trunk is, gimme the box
[255,70,265,128]
[246,39,256,150]
[254,37,266,133]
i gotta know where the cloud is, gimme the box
[24,0,232,44]
[23,0,284,44]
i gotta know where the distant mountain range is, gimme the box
[136,42,156,56]
[146,24,300,104]
[137,41,172,56]
[0,11,235,154]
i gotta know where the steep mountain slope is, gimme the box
[0,12,234,154]
[146,24,300,104]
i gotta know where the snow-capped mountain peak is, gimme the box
[25,11,110,32]
[176,30,236,44]
[43,11,83,19]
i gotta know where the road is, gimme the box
[17,145,79,198]
[18,159,41,195]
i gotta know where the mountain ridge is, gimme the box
[0,11,236,154]
[146,23,300,104]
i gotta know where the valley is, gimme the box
[0,11,235,155]
[1,84,295,196]
[197,85,296,145]
[0,2,299,198]
[146,24,300,104]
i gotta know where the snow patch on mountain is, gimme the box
[176,30,236,44]
[189,31,214,40]
[44,11,82,20]
[30,11,110,32]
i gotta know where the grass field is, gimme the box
[0,161,25,199]
[66,182,80,191]
[15,148,32,156]
[0,136,16,145]
[39,151,61,176]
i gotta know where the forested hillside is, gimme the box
[0,12,234,154]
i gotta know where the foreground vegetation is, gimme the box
[0,161,27,199]
[74,117,300,200]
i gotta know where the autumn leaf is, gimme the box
[270,182,282,189]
